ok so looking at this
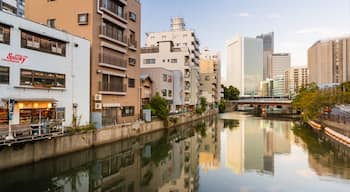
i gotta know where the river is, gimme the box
[0,112,349,192]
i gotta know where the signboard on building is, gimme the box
[2,52,28,64]
[8,99,15,121]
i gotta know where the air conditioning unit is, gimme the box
[94,94,102,101]
[95,103,102,110]
[33,42,40,48]
[0,34,4,42]
[56,48,62,54]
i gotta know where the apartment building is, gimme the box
[269,53,291,78]
[308,37,350,84]
[144,17,201,108]
[141,41,190,112]
[226,35,263,96]
[0,0,24,17]
[0,11,90,127]
[141,67,175,111]
[257,32,274,80]
[26,0,141,127]
[199,48,221,105]
[284,67,309,95]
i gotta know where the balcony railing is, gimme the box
[99,53,127,68]
[99,81,127,93]
[141,47,159,54]
[99,0,128,21]
[100,25,127,44]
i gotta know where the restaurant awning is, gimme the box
[1,98,57,102]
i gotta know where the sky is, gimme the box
[141,0,350,80]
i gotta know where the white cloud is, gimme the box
[296,27,349,38]
[239,12,251,17]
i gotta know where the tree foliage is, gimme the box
[222,85,240,100]
[292,82,348,121]
[196,97,207,114]
[218,100,226,113]
[148,93,169,120]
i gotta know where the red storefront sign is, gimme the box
[2,52,28,64]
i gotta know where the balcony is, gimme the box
[99,53,127,70]
[99,0,128,23]
[128,38,137,51]
[100,25,128,47]
[99,81,127,95]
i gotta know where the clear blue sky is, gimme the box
[141,0,350,79]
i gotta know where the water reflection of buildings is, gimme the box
[199,118,222,172]
[226,118,292,175]
[46,124,202,192]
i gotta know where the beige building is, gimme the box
[308,37,350,84]
[199,48,221,105]
[140,74,152,108]
[259,79,273,97]
[284,67,309,95]
[269,53,291,78]
[26,0,141,127]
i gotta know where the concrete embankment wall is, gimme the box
[0,111,216,170]
[308,120,350,147]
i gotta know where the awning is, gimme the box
[1,98,57,102]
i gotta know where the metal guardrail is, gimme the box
[0,125,64,146]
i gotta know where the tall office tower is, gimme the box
[272,75,286,97]
[26,0,141,128]
[270,53,291,78]
[226,35,263,96]
[199,48,221,105]
[145,17,201,108]
[308,37,350,84]
[284,67,309,95]
[0,0,24,17]
[257,32,274,79]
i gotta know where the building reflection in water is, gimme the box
[225,116,292,175]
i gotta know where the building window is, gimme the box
[161,89,167,97]
[101,74,125,92]
[168,90,172,97]
[47,19,56,28]
[163,74,167,82]
[101,20,125,43]
[122,106,134,117]
[205,75,210,81]
[0,23,11,44]
[128,78,135,88]
[128,58,136,65]
[168,75,172,83]
[0,66,9,84]
[20,69,65,88]
[129,12,137,22]
[78,13,89,25]
[99,0,126,19]
[100,47,126,68]
[21,30,66,56]
[102,107,117,126]
[143,58,156,64]
[128,30,136,48]
[171,59,177,63]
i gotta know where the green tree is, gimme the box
[223,85,240,100]
[218,100,226,113]
[149,93,169,121]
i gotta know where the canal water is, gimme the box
[0,112,349,192]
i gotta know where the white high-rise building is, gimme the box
[272,75,286,97]
[226,35,263,96]
[145,17,200,107]
[285,67,309,95]
[270,53,291,78]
